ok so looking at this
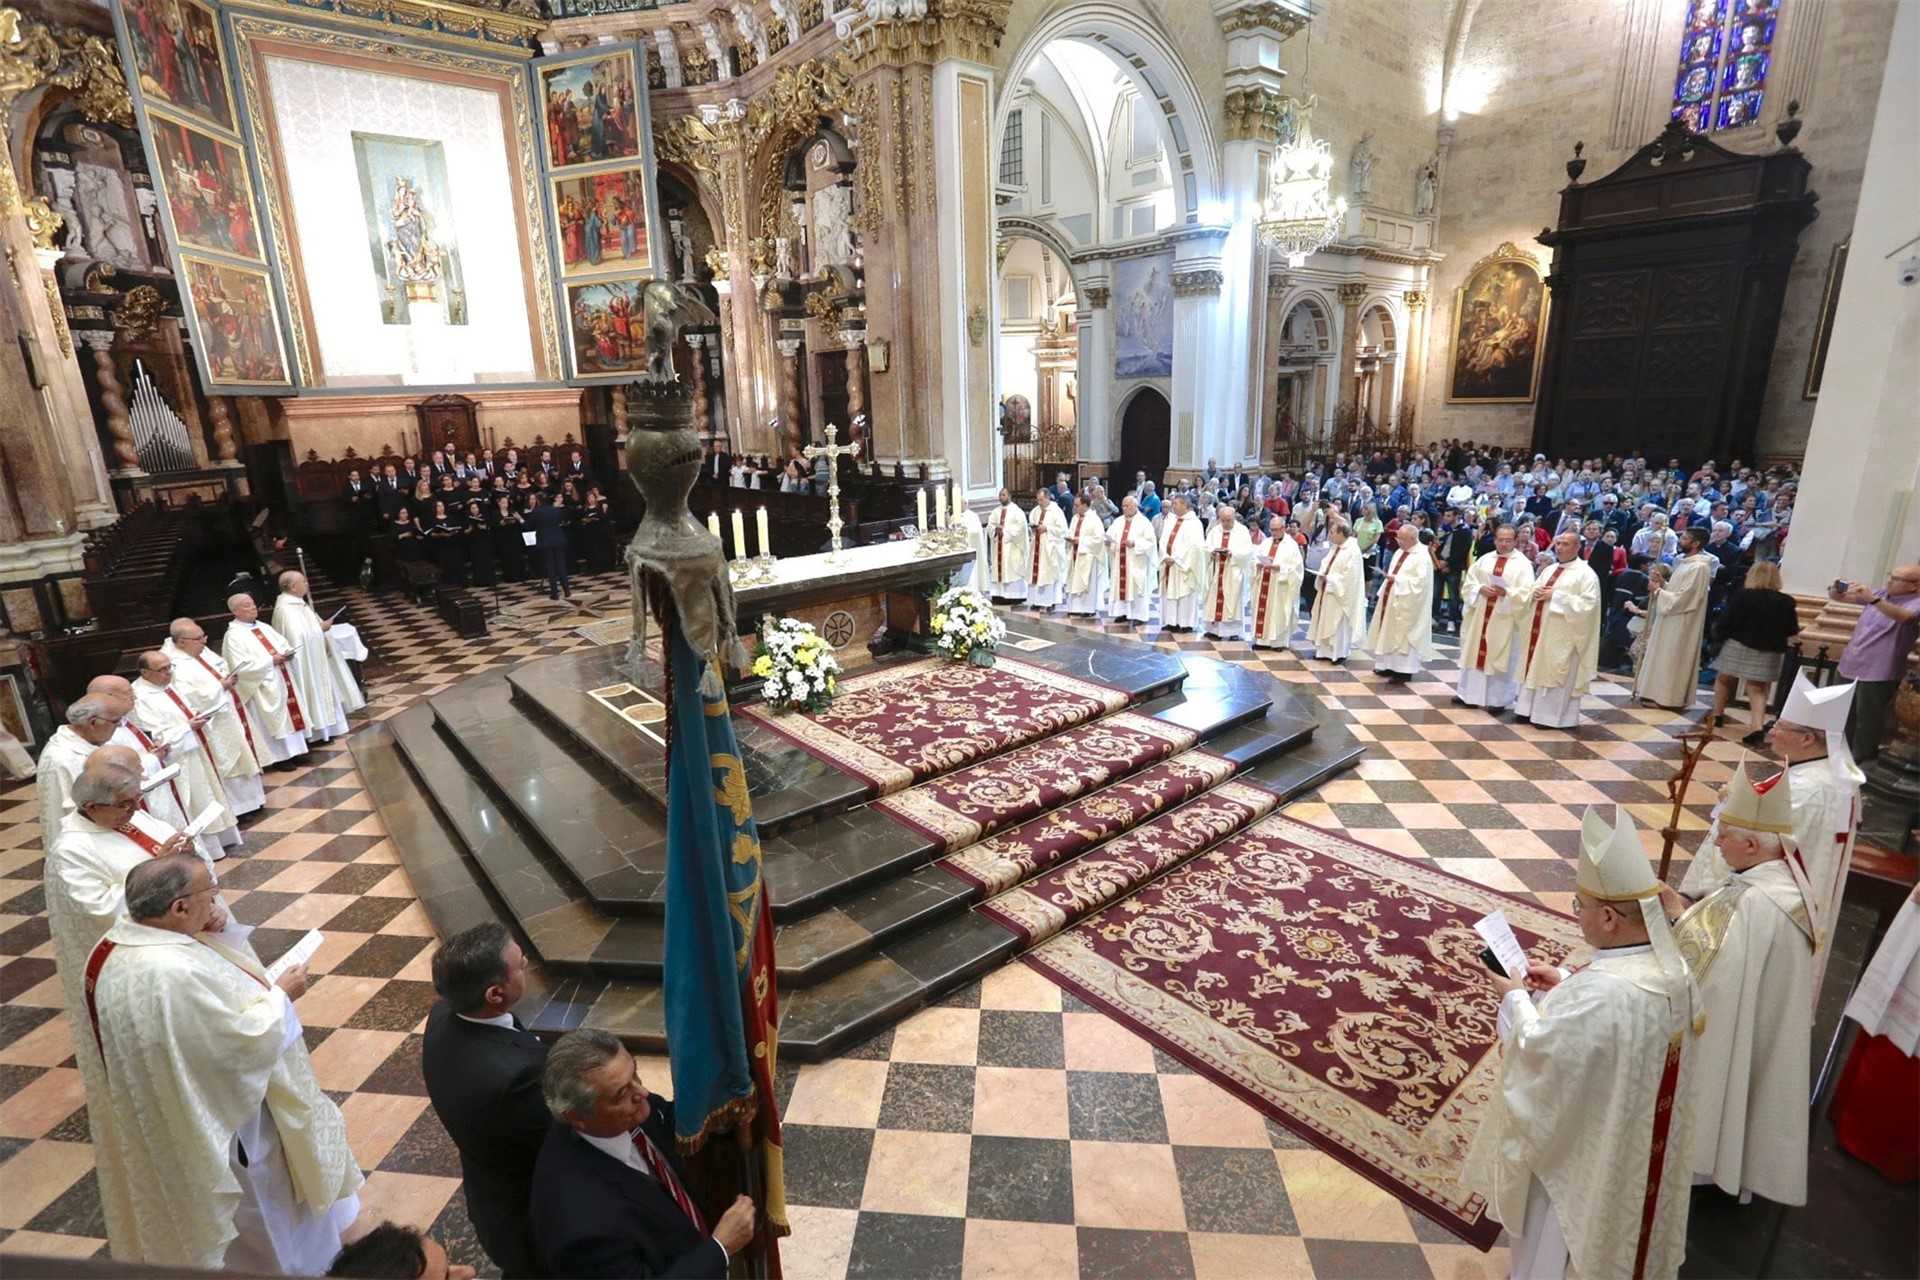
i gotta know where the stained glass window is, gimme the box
[1671,0,1781,132]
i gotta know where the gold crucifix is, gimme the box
[800,421,861,564]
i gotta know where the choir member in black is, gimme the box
[577,485,614,573]
[563,449,591,488]
[501,448,521,481]
[465,498,497,587]
[430,449,454,483]
[492,495,528,582]
[391,506,425,561]
[427,500,466,586]
[376,464,408,522]
[512,473,534,510]
[437,472,461,507]
[408,479,437,525]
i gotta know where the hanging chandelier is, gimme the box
[1259,108,1347,268]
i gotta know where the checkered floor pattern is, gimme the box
[1,574,1741,1278]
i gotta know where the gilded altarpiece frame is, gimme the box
[1445,242,1550,405]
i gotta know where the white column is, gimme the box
[1075,293,1111,466]
[1215,139,1265,466]
[1168,228,1228,476]
[1781,0,1920,592]
[932,57,998,497]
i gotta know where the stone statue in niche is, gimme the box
[1349,132,1374,202]
[1415,157,1438,216]
[671,217,696,283]
[73,164,147,269]
[773,233,795,282]
[811,182,854,272]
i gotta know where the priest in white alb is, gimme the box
[1460,805,1701,1280]
[272,571,364,743]
[47,752,199,1255]
[1199,505,1254,640]
[984,489,1030,602]
[132,650,241,856]
[85,675,201,855]
[222,593,311,765]
[1455,523,1537,710]
[1666,763,1815,1208]
[1061,496,1106,618]
[1026,487,1070,610]
[36,697,127,844]
[1249,525,1304,651]
[1515,531,1603,729]
[1157,494,1208,632]
[1634,528,1715,710]
[1365,524,1435,680]
[88,854,362,1271]
[1307,520,1366,663]
[162,619,266,817]
[1105,495,1157,624]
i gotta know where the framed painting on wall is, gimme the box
[551,166,651,277]
[1111,253,1173,380]
[1446,242,1549,403]
[563,275,650,380]
[178,253,293,387]
[147,108,263,260]
[122,0,235,132]
[537,48,643,172]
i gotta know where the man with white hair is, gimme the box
[1366,524,1436,681]
[162,619,266,816]
[1198,504,1253,640]
[1060,496,1106,618]
[1455,524,1537,711]
[1307,521,1366,663]
[272,571,364,742]
[1104,495,1157,624]
[1157,494,1207,633]
[1248,521,1304,650]
[131,650,241,856]
[36,698,127,844]
[984,489,1030,603]
[1025,485,1070,611]
[222,593,311,765]
[1515,531,1603,729]
[85,674,199,853]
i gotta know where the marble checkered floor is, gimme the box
[1,573,1741,1278]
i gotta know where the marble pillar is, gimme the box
[774,336,805,457]
[1400,290,1429,444]
[840,331,868,431]
[1336,282,1367,425]
[685,332,715,444]
[1073,292,1110,471]
[206,396,243,467]
[78,330,140,476]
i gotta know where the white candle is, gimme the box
[917,487,929,531]
[935,483,948,529]
[731,509,747,560]
[707,511,722,545]
[756,507,771,557]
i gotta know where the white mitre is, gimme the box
[1719,755,1823,944]
[1578,804,1702,1034]
[1779,671,1865,787]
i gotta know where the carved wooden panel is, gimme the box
[1572,272,1647,334]
[1651,265,1728,329]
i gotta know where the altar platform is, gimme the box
[350,615,1365,1059]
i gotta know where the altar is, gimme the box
[731,538,975,670]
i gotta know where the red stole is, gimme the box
[1117,515,1136,600]
[1377,548,1407,623]
[1632,1034,1686,1279]
[1210,526,1234,621]
[1069,514,1085,571]
[190,651,258,764]
[123,724,188,817]
[1161,515,1186,592]
[1030,510,1046,584]
[1253,539,1288,634]
[994,507,1013,581]
[1524,564,1565,672]
[165,686,223,785]
[247,626,306,732]
[1473,554,1511,672]
[84,933,271,1075]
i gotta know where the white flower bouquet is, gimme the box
[750,617,841,713]
[929,586,1005,666]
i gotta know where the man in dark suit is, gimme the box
[1431,510,1472,632]
[525,493,571,599]
[421,924,548,1279]
[530,1029,756,1280]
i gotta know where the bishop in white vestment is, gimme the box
[163,620,266,817]
[1633,534,1715,710]
[1455,527,1537,709]
[1026,491,1071,610]
[272,571,365,743]
[88,855,362,1271]
[1515,532,1603,729]
[1105,498,1158,624]
[985,491,1030,602]
[132,651,241,854]
[1365,525,1435,678]
[1461,806,1700,1280]
[1307,524,1366,662]
[222,593,311,764]
[1199,507,1254,640]
[35,697,123,843]
[1249,529,1304,650]
[1061,500,1107,617]
[1157,497,1208,631]
[1669,764,1816,1207]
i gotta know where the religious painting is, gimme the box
[564,275,650,379]
[1111,253,1173,380]
[551,166,651,277]
[147,110,261,261]
[122,0,234,132]
[178,254,292,386]
[1803,237,1847,399]
[1446,244,1548,403]
[352,132,468,326]
[538,50,642,171]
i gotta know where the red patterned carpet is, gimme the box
[735,655,1129,794]
[1021,813,1584,1250]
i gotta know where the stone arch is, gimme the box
[995,216,1083,295]
[1114,383,1172,493]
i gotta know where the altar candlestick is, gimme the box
[935,483,948,529]
[917,487,929,532]
[731,509,747,561]
[707,511,723,545]
[756,507,771,557]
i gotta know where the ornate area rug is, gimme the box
[873,712,1197,852]
[1023,813,1582,1250]
[939,750,1237,896]
[736,655,1129,795]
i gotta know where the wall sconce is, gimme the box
[867,337,890,373]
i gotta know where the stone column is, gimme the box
[1168,253,1227,474]
[684,332,715,443]
[774,336,805,457]
[1074,285,1111,471]
[77,330,141,475]
[840,331,869,434]
[1336,282,1367,422]
[206,395,243,467]
[1399,289,1429,444]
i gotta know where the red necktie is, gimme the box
[634,1126,706,1232]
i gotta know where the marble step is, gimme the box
[429,674,668,914]
[384,703,666,979]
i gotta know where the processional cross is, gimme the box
[801,421,861,564]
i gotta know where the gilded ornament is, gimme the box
[1223,86,1286,144]
[1218,2,1309,38]
[1083,286,1110,309]
[1402,289,1428,311]
[803,288,845,329]
[44,274,71,356]
[704,242,730,279]
[1170,268,1224,298]
[0,11,131,125]
[115,284,167,340]
[20,195,63,252]
[839,0,1012,74]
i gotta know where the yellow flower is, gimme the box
[752,655,773,677]
[932,613,948,630]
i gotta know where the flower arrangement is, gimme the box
[929,586,1005,666]
[750,617,841,712]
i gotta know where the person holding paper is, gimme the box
[1664,762,1816,1208]
[223,593,313,765]
[87,854,362,1270]
[163,619,268,814]
[523,494,573,601]
[1104,495,1158,625]
[1060,496,1107,619]
[1198,504,1254,640]
[1026,486,1071,611]
[1157,494,1208,633]
[133,651,241,857]
[273,571,366,742]
[1460,805,1701,1280]
[1248,518,1305,650]
[1515,531,1604,730]
[1306,520,1365,663]
[986,488,1030,603]
[1365,524,1436,680]
[1454,523,1537,710]
[35,696,128,846]
[87,675,198,850]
